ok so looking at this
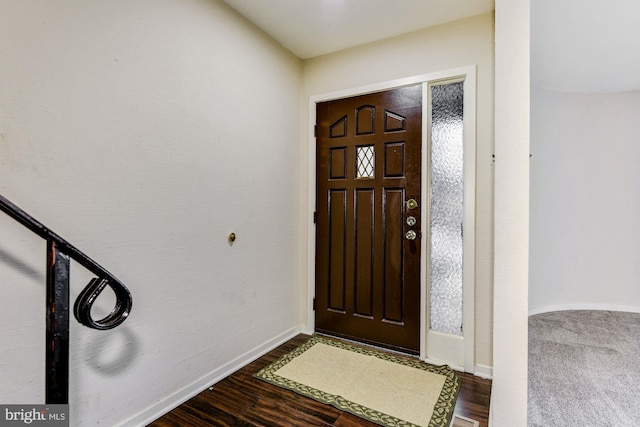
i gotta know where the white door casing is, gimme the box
[306,66,476,373]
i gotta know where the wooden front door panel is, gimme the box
[315,85,422,354]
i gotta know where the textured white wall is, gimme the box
[299,13,495,369]
[491,0,529,425]
[0,0,302,425]
[529,88,640,314]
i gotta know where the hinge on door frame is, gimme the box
[313,298,316,311]
[313,211,317,223]
[314,124,318,137]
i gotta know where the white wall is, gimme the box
[299,13,495,370]
[529,88,640,314]
[491,0,529,425]
[0,1,302,425]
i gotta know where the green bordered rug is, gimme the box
[254,336,460,427]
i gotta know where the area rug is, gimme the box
[254,336,460,427]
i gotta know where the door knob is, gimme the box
[405,230,417,240]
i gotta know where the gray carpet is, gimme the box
[528,310,640,426]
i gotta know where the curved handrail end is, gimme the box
[74,277,133,330]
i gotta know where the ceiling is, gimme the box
[221,0,494,59]
[222,0,640,93]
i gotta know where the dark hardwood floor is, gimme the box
[148,334,491,427]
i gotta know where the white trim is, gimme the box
[420,83,429,361]
[308,66,476,105]
[119,326,302,427]
[422,69,477,373]
[462,70,477,373]
[306,66,476,371]
[300,323,314,335]
[425,330,464,369]
[306,95,317,334]
[423,357,465,374]
[474,364,493,379]
[528,303,640,317]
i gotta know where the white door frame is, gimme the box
[305,66,476,372]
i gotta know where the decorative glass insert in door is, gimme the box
[356,145,375,178]
[429,81,464,336]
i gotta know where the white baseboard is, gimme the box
[528,303,640,317]
[300,325,314,335]
[442,361,492,379]
[426,331,465,371]
[418,353,493,380]
[119,326,303,427]
[473,363,493,379]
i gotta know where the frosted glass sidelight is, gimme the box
[429,81,464,336]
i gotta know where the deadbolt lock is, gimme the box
[406,216,417,227]
[406,199,418,210]
[405,230,417,240]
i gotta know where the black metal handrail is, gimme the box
[0,193,133,404]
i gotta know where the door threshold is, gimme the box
[314,332,420,359]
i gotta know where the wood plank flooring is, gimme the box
[148,334,491,427]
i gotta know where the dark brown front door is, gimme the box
[315,84,422,354]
